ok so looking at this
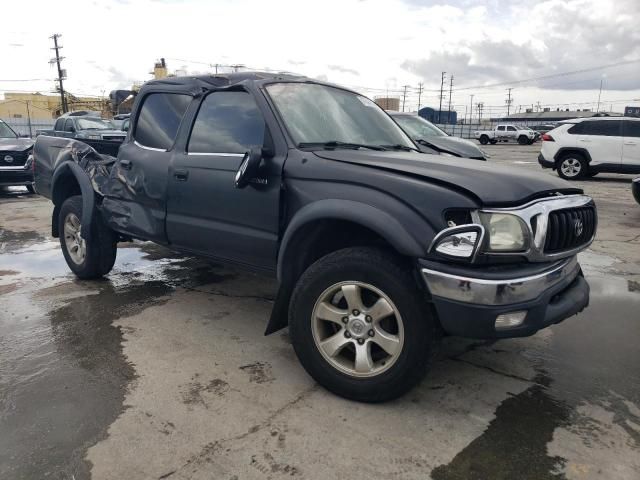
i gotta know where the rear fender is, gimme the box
[51,162,95,240]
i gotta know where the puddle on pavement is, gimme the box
[0,235,236,479]
[431,253,640,479]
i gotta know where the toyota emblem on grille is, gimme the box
[4,155,14,163]
[574,218,584,237]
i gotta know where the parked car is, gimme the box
[538,117,640,180]
[39,111,127,142]
[33,73,595,402]
[530,124,556,135]
[633,177,640,205]
[0,119,35,192]
[475,124,536,145]
[110,114,131,130]
[389,112,486,160]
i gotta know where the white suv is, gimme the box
[538,117,640,180]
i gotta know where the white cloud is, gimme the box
[1,0,638,116]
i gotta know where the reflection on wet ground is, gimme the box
[1,223,639,479]
[0,233,241,479]
[432,272,640,479]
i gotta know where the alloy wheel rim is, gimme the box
[561,158,581,177]
[311,281,404,378]
[63,213,86,265]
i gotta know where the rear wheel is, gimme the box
[26,184,35,194]
[479,135,489,145]
[490,139,497,144]
[289,247,438,402]
[557,153,587,180]
[59,195,118,279]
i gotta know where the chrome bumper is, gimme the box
[421,256,580,306]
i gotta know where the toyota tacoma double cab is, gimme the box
[33,73,596,402]
[475,124,536,145]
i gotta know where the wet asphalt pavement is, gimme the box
[1,144,639,479]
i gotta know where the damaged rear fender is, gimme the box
[51,162,96,240]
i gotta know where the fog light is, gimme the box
[495,311,527,330]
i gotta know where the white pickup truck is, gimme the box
[474,124,536,145]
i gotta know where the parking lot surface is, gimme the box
[1,144,639,480]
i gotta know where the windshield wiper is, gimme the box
[298,141,386,151]
[415,138,459,157]
[380,144,421,153]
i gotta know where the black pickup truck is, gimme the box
[33,73,596,402]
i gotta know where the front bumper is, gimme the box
[0,164,34,187]
[538,153,554,169]
[420,256,589,339]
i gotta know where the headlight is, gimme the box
[430,225,484,260]
[478,212,527,251]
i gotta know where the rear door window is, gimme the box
[188,91,265,154]
[497,126,505,131]
[580,120,622,137]
[134,93,191,150]
[64,119,75,132]
[623,120,640,138]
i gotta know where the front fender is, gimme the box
[277,199,425,281]
[51,162,95,240]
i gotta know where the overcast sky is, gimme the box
[2,0,639,117]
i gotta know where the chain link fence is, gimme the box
[1,117,55,138]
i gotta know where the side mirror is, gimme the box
[122,124,129,132]
[234,147,263,189]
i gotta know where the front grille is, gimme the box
[544,206,596,253]
[102,135,125,142]
[0,150,29,167]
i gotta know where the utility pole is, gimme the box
[469,94,474,125]
[596,78,603,112]
[417,82,424,111]
[230,64,245,73]
[438,71,446,123]
[50,34,67,113]
[506,88,513,117]
[477,102,484,122]
[446,75,454,124]
[401,85,409,112]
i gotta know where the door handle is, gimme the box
[624,142,637,146]
[120,159,132,170]
[174,169,189,181]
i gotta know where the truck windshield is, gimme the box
[76,118,112,130]
[266,83,415,150]
[393,115,447,138]
[0,121,18,138]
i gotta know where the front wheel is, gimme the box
[518,135,529,145]
[59,195,118,279]
[289,247,438,402]
[26,184,36,194]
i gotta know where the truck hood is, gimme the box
[418,136,485,159]
[0,137,34,151]
[313,150,581,206]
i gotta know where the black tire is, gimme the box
[479,135,489,145]
[289,247,439,402]
[490,139,498,144]
[518,135,529,145]
[556,153,587,180]
[26,184,36,194]
[58,195,118,279]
